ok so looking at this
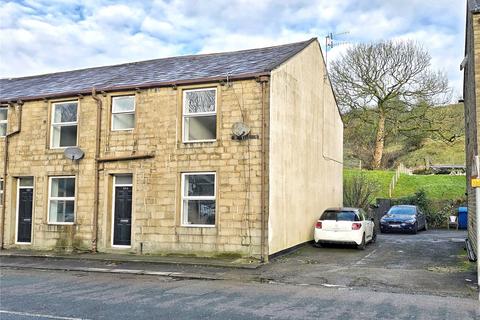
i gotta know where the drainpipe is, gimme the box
[91,88,102,252]
[1,101,23,249]
[258,76,269,262]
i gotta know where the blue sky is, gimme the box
[0,0,466,98]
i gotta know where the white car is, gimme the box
[314,207,376,250]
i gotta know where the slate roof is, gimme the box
[470,0,480,12]
[0,38,316,102]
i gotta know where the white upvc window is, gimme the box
[50,101,78,148]
[0,178,3,203]
[0,107,7,137]
[181,172,216,227]
[48,176,76,224]
[182,88,217,142]
[112,96,135,131]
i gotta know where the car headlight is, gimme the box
[405,219,416,223]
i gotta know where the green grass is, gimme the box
[345,168,466,201]
[397,137,465,168]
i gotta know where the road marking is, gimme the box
[355,249,377,265]
[0,310,90,320]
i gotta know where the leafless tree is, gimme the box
[330,40,450,169]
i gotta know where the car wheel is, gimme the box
[380,228,386,234]
[412,223,418,234]
[371,230,377,243]
[357,234,366,250]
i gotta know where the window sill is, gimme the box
[46,147,78,153]
[180,224,216,228]
[178,141,218,149]
[111,129,135,133]
[47,222,75,226]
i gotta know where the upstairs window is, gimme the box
[112,96,135,131]
[0,107,7,137]
[51,101,78,148]
[183,88,216,142]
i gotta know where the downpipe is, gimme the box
[1,101,23,249]
[259,76,269,263]
[91,88,102,252]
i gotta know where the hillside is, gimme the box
[344,103,465,169]
[345,169,466,201]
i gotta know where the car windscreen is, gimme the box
[321,210,360,221]
[388,206,416,215]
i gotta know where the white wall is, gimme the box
[268,41,343,255]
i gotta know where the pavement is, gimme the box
[1,230,476,298]
[0,249,262,269]
[0,229,478,319]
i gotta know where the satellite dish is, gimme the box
[232,122,251,138]
[64,147,85,161]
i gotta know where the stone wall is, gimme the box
[1,79,267,258]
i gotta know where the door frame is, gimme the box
[15,177,34,245]
[111,174,133,248]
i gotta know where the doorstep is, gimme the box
[0,249,263,270]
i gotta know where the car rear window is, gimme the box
[321,210,360,221]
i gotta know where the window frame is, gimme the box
[111,95,136,131]
[0,106,8,137]
[50,100,79,149]
[181,172,216,227]
[182,88,217,143]
[0,178,3,205]
[47,176,76,225]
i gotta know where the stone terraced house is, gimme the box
[0,38,343,261]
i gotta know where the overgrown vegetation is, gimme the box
[343,103,465,170]
[343,172,379,211]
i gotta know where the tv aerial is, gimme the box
[64,147,85,161]
[325,31,349,67]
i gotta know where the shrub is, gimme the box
[344,172,379,211]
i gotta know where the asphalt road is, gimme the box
[0,230,478,319]
[0,268,479,320]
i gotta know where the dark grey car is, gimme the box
[380,205,427,234]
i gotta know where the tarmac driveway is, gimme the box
[259,230,477,298]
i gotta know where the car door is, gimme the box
[360,210,373,240]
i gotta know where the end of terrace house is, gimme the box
[0,38,343,262]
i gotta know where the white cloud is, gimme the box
[0,0,466,96]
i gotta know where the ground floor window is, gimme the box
[48,176,75,224]
[181,172,216,226]
[0,178,3,202]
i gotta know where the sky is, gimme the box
[0,0,466,98]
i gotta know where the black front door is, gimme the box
[113,185,132,246]
[17,187,33,243]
